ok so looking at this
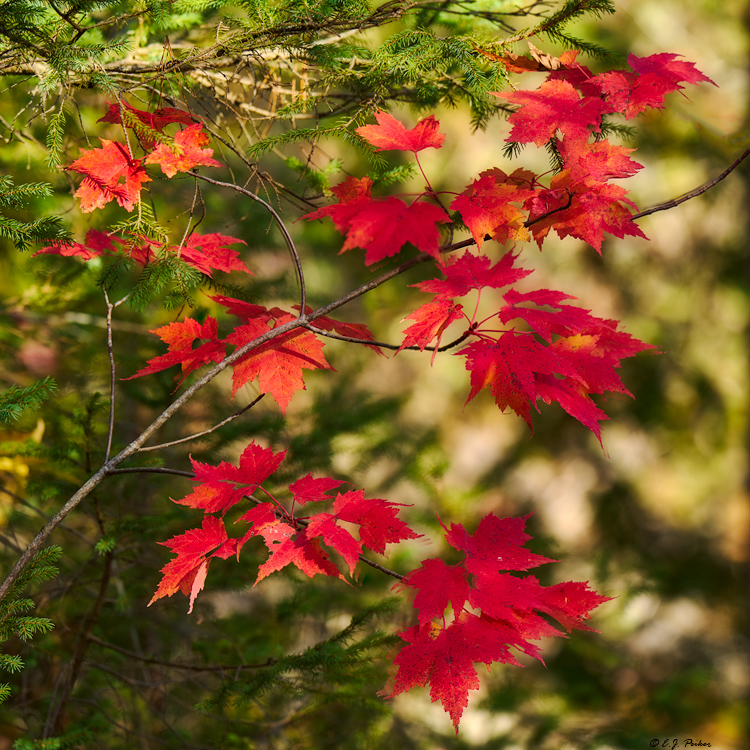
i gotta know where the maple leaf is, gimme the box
[384,615,518,732]
[494,80,610,146]
[177,233,252,277]
[149,515,237,611]
[208,294,283,323]
[176,442,287,514]
[499,287,593,342]
[98,100,195,148]
[289,474,345,505]
[333,489,420,555]
[450,169,537,248]
[525,167,647,252]
[356,111,445,152]
[68,140,151,212]
[123,316,226,387]
[398,298,465,360]
[415,250,531,300]
[304,513,362,576]
[303,176,374,231]
[399,558,470,626]
[459,331,581,429]
[33,239,106,261]
[558,138,643,182]
[145,123,222,177]
[304,178,448,265]
[340,197,450,265]
[227,315,333,414]
[442,513,556,575]
[251,522,345,584]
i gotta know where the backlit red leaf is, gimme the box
[227,315,332,414]
[356,111,445,152]
[145,123,222,177]
[68,140,151,212]
[494,80,609,146]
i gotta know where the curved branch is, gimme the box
[192,172,307,312]
[138,395,265,452]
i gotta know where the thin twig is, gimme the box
[137,395,265,452]
[304,323,471,352]
[192,172,307,312]
[103,290,129,464]
[632,147,750,220]
[108,467,197,478]
[85,633,273,672]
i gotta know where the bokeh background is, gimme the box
[0,1,748,747]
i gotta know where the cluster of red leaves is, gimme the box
[150,443,609,734]
[303,50,712,440]
[149,441,420,613]
[67,105,220,213]
[402,250,654,443]
[383,514,611,731]
[124,294,379,413]
[34,228,252,278]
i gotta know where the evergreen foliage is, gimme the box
[0,546,60,706]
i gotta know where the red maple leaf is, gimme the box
[33,239,107,261]
[558,138,643,182]
[289,474,346,505]
[384,615,519,732]
[304,177,448,265]
[145,123,222,177]
[340,197,450,265]
[68,140,151,212]
[98,100,195,148]
[415,250,531,300]
[208,294,284,323]
[175,442,287,514]
[227,315,333,414]
[442,513,556,575]
[458,331,582,430]
[123,316,226,387]
[398,298,465,359]
[494,80,610,146]
[398,558,470,626]
[356,111,446,152]
[385,513,610,731]
[251,521,345,584]
[177,233,252,277]
[525,166,647,252]
[450,169,536,248]
[303,176,374,231]
[499,288,593,342]
[304,513,362,576]
[149,515,237,612]
[332,489,420,555]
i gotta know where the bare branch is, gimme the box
[138,395,265,452]
[632,147,750,220]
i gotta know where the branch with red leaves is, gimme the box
[1,49,727,731]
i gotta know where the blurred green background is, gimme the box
[0,1,748,748]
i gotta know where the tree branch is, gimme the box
[632,147,750,220]
[0,250,432,604]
